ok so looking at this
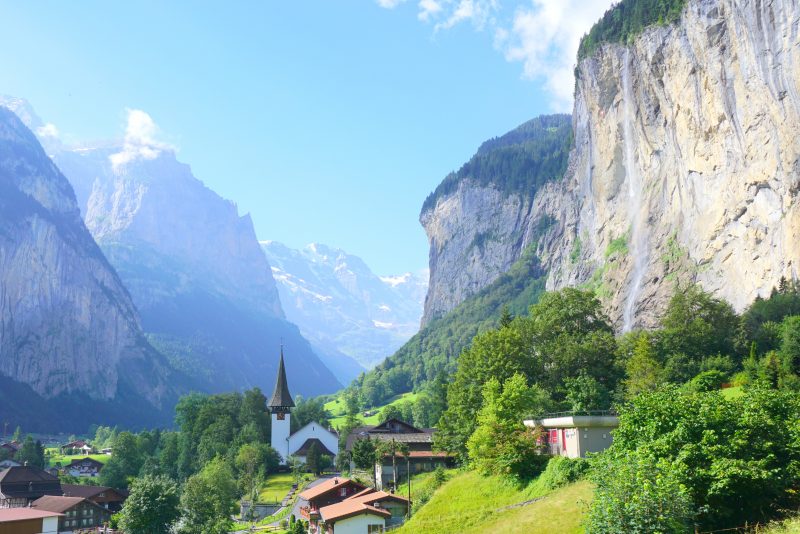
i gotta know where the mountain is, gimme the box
[44,114,342,398]
[262,241,427,379]
[421,0,800,331]
[0,106,182,431]
[359,0,800,400]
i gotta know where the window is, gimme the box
[368,525,384,533]
[340,487,347,497]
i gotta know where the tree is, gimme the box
[119,475,180,534]
[624,333,664,398]
[180,457,238,534]
[11,426,21,442]
[235,443,280,494]
[780,315,800,375]
[375,438,409,490]
[467,373,549,482]
[100,431,142,489]
[564,372,610,412]
[380,404,403,422]
[292,396,331,432]
[14,436,44,469]
[305,442,322,475]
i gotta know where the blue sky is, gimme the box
[0,0,612,275]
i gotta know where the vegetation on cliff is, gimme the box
[577,0,689,60]
[421,114,572,213]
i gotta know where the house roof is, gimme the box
[267,349,295,409]
[32,495,87,513]
[65,457,104,468]
[62,440,87,448]
[0,508,63,522]
[61,484,127,500]
[383,451,451,459]
[371,419,424,434]
[299,478,365,502]
[0,465,59,483]
[319,500,392,523]
[346,490,410,506]
[345,420,436,451]
[0,442,20,452]
[294,438,336,457]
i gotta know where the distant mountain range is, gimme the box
[262,241,427,377]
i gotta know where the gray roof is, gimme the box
[268,348,295,409]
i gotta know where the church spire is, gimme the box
[268,345,295,412]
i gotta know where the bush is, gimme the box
[685,369,727,392]
[587,450,692,533]
[537,456,589,491]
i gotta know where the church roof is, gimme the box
[268,348,294,408]
[294,438,336,457]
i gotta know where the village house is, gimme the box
[59,441,92,456]
[316,487,410,533]
[63,457,104,477]
[299,477,366,531]
[0,508,61,534]
[0,442,20,457]
[345,419,453,490]
[61,484,127,512]
[524,413,619,458]
[32,495,112,532]
[0,465,62,508]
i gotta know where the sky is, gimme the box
[0,0,613,275]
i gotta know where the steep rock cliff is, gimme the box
[0,107,178,428]
[53,140,341,396]
[422,0,800,330]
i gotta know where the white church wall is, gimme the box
[287,421,339,458]
[272,413,291,462]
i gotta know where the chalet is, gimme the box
[59,441,92,455]
[0,442,20,456]
[64,457,104,477]
[524,413,619,458]
[0,508,61,534]
[317,488,410,533]
[32,495,112,531]
[299,477,366,530]
[0,465,62,508]
[345,419,453,490]
[61,484,128,512]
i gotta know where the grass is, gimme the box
[325,392,420,430]
[764,517,800,533]
[394,470,593,534]
[258,473,296,503]
[46,451,110,469]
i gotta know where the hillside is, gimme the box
[396,470,592,534]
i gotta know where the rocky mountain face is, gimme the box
[422,0,800,330]
[50,130,341,397]
[263,241,427,378]
[0,107,180,431]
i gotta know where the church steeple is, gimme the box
[268,346,294,415]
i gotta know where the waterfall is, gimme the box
[621,48,649,332]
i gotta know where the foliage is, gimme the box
[536,456,589,491]
[467,374,548,481]
[291,395,331,432]
[422,114,572,213]
[577,0,689,60]
[100,431,142,488]
[623,332,664,398]
[350,216,556,411]
[437,288,618,460]
[179,457,238,534]
[118,475,180,534]
[587,450,692,533]
[14,436,44,469]
[351,436,377,471]
[605,386,800,530]
[235,442,280,495]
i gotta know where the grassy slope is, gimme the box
[395,470,593,534]
[258,473,296,502]
[47,451,110,468]
[765,517,800,533]
[325,392,419,429]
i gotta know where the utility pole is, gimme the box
[406,456,411,520]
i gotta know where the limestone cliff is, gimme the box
[0,107,177,424]
[422,0,800,330]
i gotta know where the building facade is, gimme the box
[32,495,112,531]
[524,414,619,458]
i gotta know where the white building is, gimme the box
[268,349,339,464]
[523,414,619,458]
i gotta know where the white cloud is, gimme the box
[109,109,172,170]
[377,0,407,8]
[501,0,615,111]
[418,0,443,21]
[36,123,59,138]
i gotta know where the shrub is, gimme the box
[537,456,589,491]
[685,369,727,392]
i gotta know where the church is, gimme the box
[268,349,339,464]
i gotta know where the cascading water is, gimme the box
[621,48,649,332]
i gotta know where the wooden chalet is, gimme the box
[32,495,112,531]
[0,465,62,508]
[64,457,104,477]
[61,484,128,512]
[298,477,366,530]
[0,508,62,533]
